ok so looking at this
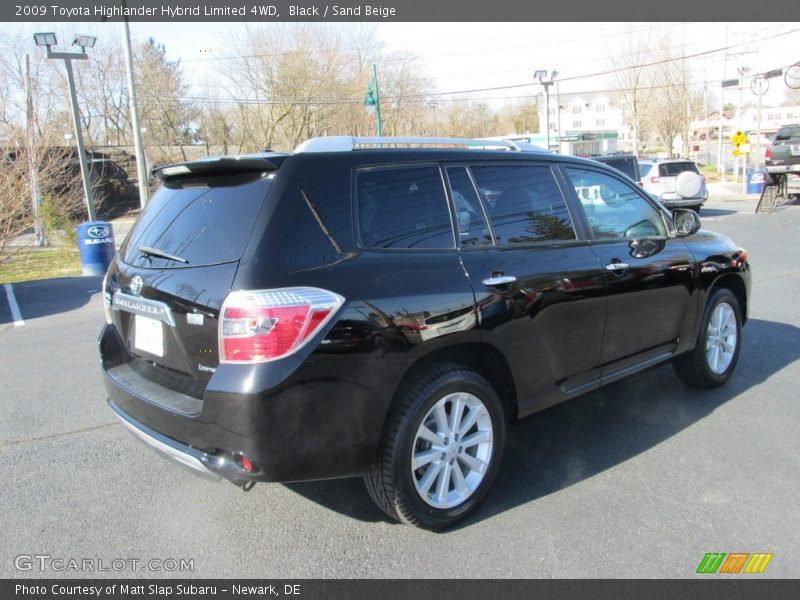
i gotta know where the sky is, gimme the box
[4,21,800,109]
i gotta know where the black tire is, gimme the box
[365,364,506,530]
[673,288,742,388]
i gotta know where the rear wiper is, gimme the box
[138,244,189,264]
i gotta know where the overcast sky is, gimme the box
[6,21,799,107]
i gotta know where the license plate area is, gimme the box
[791,145,800,156]
[134,315,164,357]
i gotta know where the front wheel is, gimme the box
[365,365,506,530]
[673,288,742,388]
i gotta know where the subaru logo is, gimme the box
[87,225,110,239]
[130,275,144,296]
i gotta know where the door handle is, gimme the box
[604,262,630,272]
[482,275,517,287]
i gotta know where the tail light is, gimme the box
[765,147,772,160]
[650,176,660,184]
[219,287,344,363]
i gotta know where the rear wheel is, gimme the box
[365,365,506,530]
[673,288,742,388]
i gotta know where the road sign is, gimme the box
[732,130,748,146]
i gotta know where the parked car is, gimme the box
[100,136,750,530]
[590,153,642,186]
[765,123,800,186]
[639,159,708,212]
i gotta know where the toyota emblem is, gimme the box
[130,275,144,296]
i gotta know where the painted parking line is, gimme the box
[3,283,25,326]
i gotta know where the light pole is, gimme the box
[534,69,557,150]
[750,69,783,171]
[34,32,97,222]
[427,100,438,136]
[122,5,149,209]
[363,63,382,137]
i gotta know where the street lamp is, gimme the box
[427,100,438,136]
[34,32,97,222]
[363,64,382,137]
[534,69,557,150]
[751,68,783,170]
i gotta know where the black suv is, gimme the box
[100,136,750,530]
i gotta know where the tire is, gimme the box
[365,364,506,530]
[673,288,742,388]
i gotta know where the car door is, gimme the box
[446,162,607,417]
[559,165,699,381]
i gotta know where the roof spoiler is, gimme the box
[152,154,287,179]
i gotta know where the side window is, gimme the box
[564,167,667,239]
[469,165,576,245]
[446,167,492,247]
[357,166,453,250]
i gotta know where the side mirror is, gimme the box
[673,208,701,237]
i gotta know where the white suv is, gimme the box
[639,159,708,212]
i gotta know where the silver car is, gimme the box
[639,159,708,212]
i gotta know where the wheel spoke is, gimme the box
[418,460,443,494]
[459,452,487,475]
[458,406,482,437]
[449,395,466,437]
[435,462,452,504]
[417,424,444,446]
[450,461,468,495]
[412,448,441,470]
[461,428,492,449]
[433,403,449,437]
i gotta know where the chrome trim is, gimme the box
[112,292,176,326]
[482,275,517,287]
[604,262,630,271]
[109,400,222,482]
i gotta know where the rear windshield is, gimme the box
[594,157,639,181]
[658,162,699,177]
[775,125,800,140]
[121,172,271,268]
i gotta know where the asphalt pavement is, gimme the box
[1,197,798,578]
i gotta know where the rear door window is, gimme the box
[469,165,576,245]
[356,165,454,250]
[122,173,271,268]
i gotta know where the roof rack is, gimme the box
[293,136,547,154]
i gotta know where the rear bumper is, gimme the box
[99,323,404,484]
[765,164,800,174]
[109,399,247,485]
[659,195,707,208]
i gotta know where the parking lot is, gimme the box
[1,196,798,578]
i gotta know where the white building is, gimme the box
[536,92,628,155]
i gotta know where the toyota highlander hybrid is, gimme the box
[99,136,750,529]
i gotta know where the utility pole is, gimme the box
[123,6,149,209]
[427,100,438,136]
[703,82,710,166]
